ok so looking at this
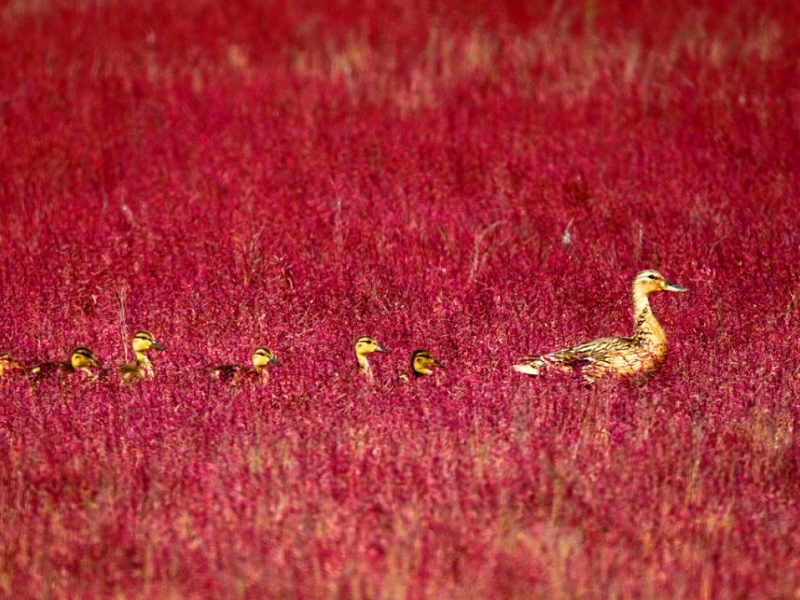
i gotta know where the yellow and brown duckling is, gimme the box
[399,349,445,382]
[513,270,688,382]
[0,352,22,378]
[354,336,388,382]
[117,330,165,385]
[211,347,278,385]
[28,346,100,382]
[411,349,445,378]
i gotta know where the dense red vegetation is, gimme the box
[1,1,799,597]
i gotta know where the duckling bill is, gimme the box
[513,270,687,382]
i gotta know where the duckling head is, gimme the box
[252,347,278,369]
[634,270,688,295]
[354,336,388,371]
[411,349,444,377]
[354,336,388,357]
[70,347,100,369]
[131,330,166,354]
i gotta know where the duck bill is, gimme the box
[665,281,688,292]
[433,359,444,369]
[152,341,166,351]
[375,344,389,353]
[269,356,279,366]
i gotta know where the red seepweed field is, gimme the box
[1,1,800,597]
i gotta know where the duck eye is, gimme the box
[647,274,656,280]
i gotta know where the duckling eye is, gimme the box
[647,274,656,280]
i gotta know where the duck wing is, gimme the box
[28,361,70,381]
[211,363,244,382]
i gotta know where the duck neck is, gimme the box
[356,353,370,372]
[253,364,270,380]
[135,351,154,376]
[632,288,666,350]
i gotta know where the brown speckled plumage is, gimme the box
[513,270,688,382]
[0,353,21,378]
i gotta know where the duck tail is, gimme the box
[512,356,544,376]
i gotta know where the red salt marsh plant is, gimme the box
[1,0,800,598]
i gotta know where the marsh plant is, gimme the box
[1,1,798,598]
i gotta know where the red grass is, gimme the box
[2,1,800,597]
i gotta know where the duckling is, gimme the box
[117,330,165,384]
[513,270,688,382]
[0,352,22,378]
[399,349,445,382]
[28,347,100,382]
[354,336,388,382]
[212,347,278,384]
[406,349,444,379]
